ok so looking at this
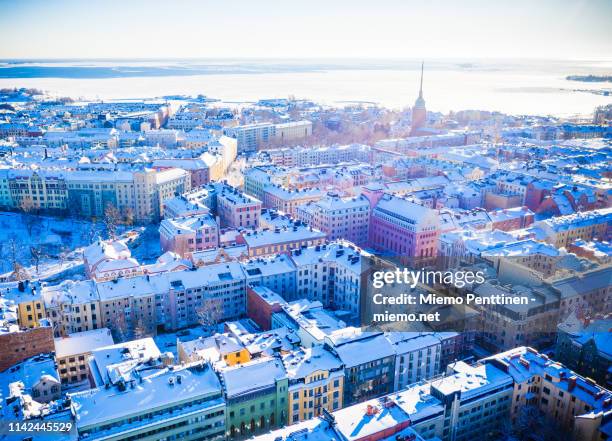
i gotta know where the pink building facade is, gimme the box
[217,185,262,229]
[369,193,440,260]
[159,214,219,257]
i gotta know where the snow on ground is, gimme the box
[0,211,134,281]
[128,224,161,264]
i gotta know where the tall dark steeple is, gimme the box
[411,61,427,135]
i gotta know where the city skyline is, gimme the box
[0,3,610,441]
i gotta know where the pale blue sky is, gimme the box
[0,0,610,59]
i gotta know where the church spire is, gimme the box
[411,61,427,135]
[418,61,424,99]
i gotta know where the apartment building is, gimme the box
[264,143,370,167]
[54,328,114,384]
[263,185,324,217]
[43,127,118,149]
[7,170,68,212]
[247,285,288,330]
[217,184,262,228]
[535,208,612,248]
[473,282,560,352]
[40,263,247,337]
[552,266,612,320]
[368,191,440,260]
[159,213,219,257]
[88,337,163,387]
[290,242,367,315]
[221,357,289,439]
[178,333,251,367]
[243,166,279,201]
[224,120,311,152]
[70,363,226,441]
[67,170,136,219]
[224,122,276,153]
[296,194,370,246]
[163,186,215,218]
[0,169,13,208]
[0,322,54,372]
[555,313,612,388]
[388,332,442,390]
[243,254,298,299]
[484,346,612,441]
[41,280,101,336]
[152,157,213,187]
[488,206,535,231]
[429,360,514,441]
[273,120,313,145]
[326,330,396,406]
[283,345,344,424]
[239,223,326,257]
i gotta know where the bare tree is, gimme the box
[196,299,223,335]
[87,218,99,244]
[20,197,37,237]
[58,246,69,269]
[11,263,31,282]
[8,238,23,277]
[124,207,135,226]
[111,311,129,342]
[104,203,121,240]
[132,315,154,339]
[30,245,43,275]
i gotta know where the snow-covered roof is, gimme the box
[83,239,132,267]
[328,330,395,368]
[483,346,612,411]
[180,333,245,363]
[70,363,223,431]
[282,345,343,380]
[153,167,189,184]
[54,328,114,358]
[431,360,512,399]
[159,213,218,236]
[88,337,162,387]
[220,357,286,398]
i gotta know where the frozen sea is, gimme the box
[0,58,610,116]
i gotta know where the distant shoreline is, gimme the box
[566,75,612,83]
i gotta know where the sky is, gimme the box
[0,0,611,60]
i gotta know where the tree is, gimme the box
[104,203,121,240]
[7,238,28,280]
[86,218,99,244]
[58,246,69,269]
[10,263,31,282]
[30,245,43,275]
[111,311,129,342]
[20,197,37,237]
[133,315,154,339]
[124,207,135,226]
[196,299,223,335]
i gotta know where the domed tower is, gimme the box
[411,61,427,135]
